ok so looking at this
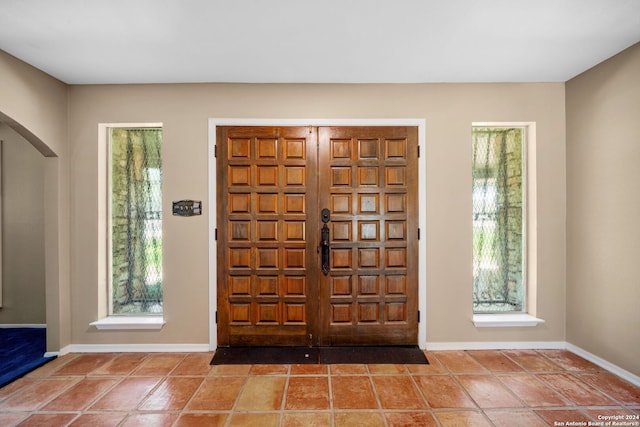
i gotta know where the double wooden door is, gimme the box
[216,126,418,347]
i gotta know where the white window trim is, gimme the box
[471,122,541,327]
[94,123,165,330]
[90,316,165,330]
[472,313,544,327]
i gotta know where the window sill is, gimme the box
[90,316,165,330]
[473,314,545,328]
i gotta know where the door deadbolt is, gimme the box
[321,208,330,223]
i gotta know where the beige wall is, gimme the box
[67,82,566,346]
[0,50,70,351]
[566,43,640,376]
[0,124,46,324]
[0,50,67,157]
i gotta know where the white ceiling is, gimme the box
[1,0,639,85]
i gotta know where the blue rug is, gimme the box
[0,328,56,388]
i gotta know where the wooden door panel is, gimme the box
[217,125,418,347]
[217,126,318,346]
[318,126,419,346]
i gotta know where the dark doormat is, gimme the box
[319,346,428,364]
[211,346,428,365]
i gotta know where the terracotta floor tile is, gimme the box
[3,349,636,426]
[406,353,447,374]
[0,377,80,411]
[187,376,244,410]
[89,377,161,411]
[498,374,569,407]
[534,409,592,426]
[372,375,427,409]
[138,377,202,411]
[290,364,328,375]
[540,373,617,406]
[68,412,127,427]
[414,375,477,408]
[282,412,332,427]
[208,364,251,376]
[42,377,119,411]
[334,412,385,427]
[90,353,148,376]
[384,411,439,427]
[130,353,186,376]
[171,353,214,376]
[285,376,330,410]
[225,413,280,427]
[332,376,378,409]
[503,350,563,372]
[174,413,227,427]
[434,410,492,427]
[485,409,547,427]
[432,351,488,374]
[0,378,37,401]
[0,413,28,426]
[249,364,289,375]
[329,364,368,375]
[120,413,179,427]
[537,349,601,371]
[578,372,640,406]
[368,364,407,374]
[468,350,525,372]
[53,354,116,376]
[457,375,524,408]
[25,354,79,377]
[235,376,286,411]
[15,413,77,426]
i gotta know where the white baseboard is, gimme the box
[425,341,567,351]
[0,324,46,328]
[58,343,210,355]
[566,342,640,388]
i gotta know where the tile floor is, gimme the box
[0,349,638,426]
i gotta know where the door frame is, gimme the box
[208,118,427,350]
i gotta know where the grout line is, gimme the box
[222,369,249,427]
[366,368,391,427]
[278,366,291,427]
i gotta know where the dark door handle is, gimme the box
[321,208,330,275]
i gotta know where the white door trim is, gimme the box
[208,118,427,350]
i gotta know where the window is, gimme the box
[108,127,163,315]
[472,126,525,314]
